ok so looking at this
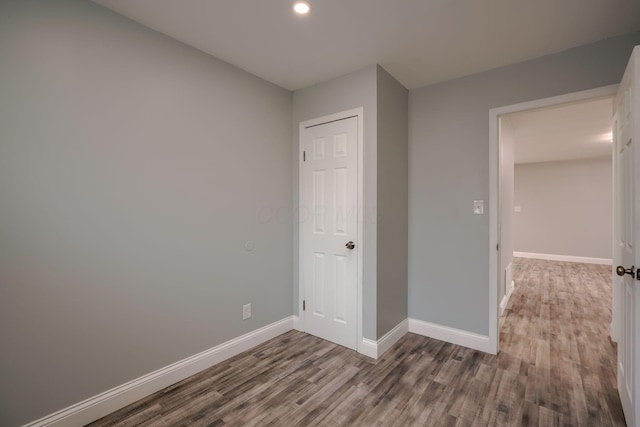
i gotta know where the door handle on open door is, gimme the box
[345,241,355,250]
[616,265,636,279]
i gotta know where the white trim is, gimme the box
[499,263,514,315]
[358,319,409,359]
[489,104,499,355]
[377,319,409,359]
[293,315,302,331]
[513,252,612,265]
[500,281,514,315]
[356,108,364,357]
[359,338,378,359]
[297,107,365,355]
[24,317,294,427]
[611,109,621,345]
[408,318,492,354]
[489,84,618,356]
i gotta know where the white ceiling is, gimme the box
[93,0,640,91]
[503,97,613,164]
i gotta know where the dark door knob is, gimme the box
[616,265,636,278]
[345,241,355,250]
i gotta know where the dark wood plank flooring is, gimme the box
[89,258,625,426]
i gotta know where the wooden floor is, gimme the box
[90,258,625,426]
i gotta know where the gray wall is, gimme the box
[376,67,409,337]
[514,158,613,259]
[292,65,409,340]
[292,65,378,340]
[408,33,640,335]
[499,120,515,302]
[0,1,292,425]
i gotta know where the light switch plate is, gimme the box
[473,200,484,215]
[514,206,522,213]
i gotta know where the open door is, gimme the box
[614,45,640,427]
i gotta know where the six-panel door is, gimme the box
[301,116,358,350]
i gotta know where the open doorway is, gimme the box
[486,46,640,426]
[488,85,619,354]
[487,87,626,423]
[499,96,614,315]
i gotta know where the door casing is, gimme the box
[297,107,365,355]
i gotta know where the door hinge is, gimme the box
[496,243,499,251]
[303,151,306,162]
[303,300,306,311]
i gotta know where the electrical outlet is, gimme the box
[242,303,251,320]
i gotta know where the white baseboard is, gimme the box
[377,319,409,357]
[500,263,514,316]
[514,251,612,265]
[500,295,508,315]
[293,315,302,331]
[358,319,409,359]
[499,281,514,315]
[25,317,294,427]
[408,318,492,353]
[359,338,378,359]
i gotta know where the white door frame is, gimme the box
[488,85,618,354]
[298,107,365,354]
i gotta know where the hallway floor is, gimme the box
[499,257,624,426]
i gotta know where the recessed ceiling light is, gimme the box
[293,1,310,15]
